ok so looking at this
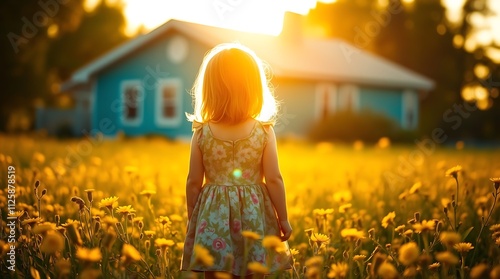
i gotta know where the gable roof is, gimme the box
[62,18,434,91]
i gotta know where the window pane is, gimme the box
[125,86,138,119]
[162,86,176,118]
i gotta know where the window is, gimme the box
[338,84,359,111]
[155,78,182,127]
[402,90,418,129]
[120,80,144,126]
[315,83,337,120]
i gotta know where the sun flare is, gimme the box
[104,0,334,36]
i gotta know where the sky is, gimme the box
[85,0,500,61]
[86,0,332,36]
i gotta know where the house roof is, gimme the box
[62,18,435,91]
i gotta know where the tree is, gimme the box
[0,0,127,132]
[304,0,500,140]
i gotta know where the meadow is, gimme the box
[0,134,499,279]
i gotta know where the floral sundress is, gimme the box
[181,120,290,275]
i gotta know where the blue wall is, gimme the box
[92,30,208,138]
[358,87,404,126]
[273,78,317,136]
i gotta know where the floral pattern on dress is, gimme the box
[181,121,291,275]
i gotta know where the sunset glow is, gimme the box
[86,0,338,36]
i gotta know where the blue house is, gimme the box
[57,14,434,139]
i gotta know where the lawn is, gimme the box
[0,134,499,278]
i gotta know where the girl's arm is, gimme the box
[186,129,204,221]
[262,126,292,240]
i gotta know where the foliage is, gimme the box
[308,110,410,143]
[0,0,128,131]
[1,136,500,278]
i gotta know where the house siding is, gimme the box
[273,78,317,136]
[92,31,206,138]
[358,88,403,126]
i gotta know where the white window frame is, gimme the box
[338,84,360,111]
[155,78,182,127]
[120,80,144,126]
[402,90,418,129]
[314,83,337,120]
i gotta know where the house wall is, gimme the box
[272,78,317,136]
[358,87,419,129]
[92,30,207,138]
[358,87,403,125]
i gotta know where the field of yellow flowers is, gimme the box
[0,134,499,279]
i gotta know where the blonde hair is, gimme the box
[186,43,278,124]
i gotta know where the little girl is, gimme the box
[181,43,292,279]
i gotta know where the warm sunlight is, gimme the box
[112,0,336,36]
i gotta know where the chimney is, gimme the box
[280,12,304,45]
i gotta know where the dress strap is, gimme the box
[191,120,204,131]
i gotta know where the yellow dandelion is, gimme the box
[214,272,232,279]
[469,263,489,279]
[194,244,214,267]
[99,196,119,210]
[445,165,462,178]
[290,248,299,256]
[32,222,57,235]
[428,262,440,270]
[340,228,365,241]
[310,233,330,245]
[381,211,396,228]
[490,224,500,232]
[262,235,282,251]
[409,182,422,194]
[115,205,136,215]
[441,198,451,208]
[144,230,156,238]
[313,208,334,217]
[169,214,183,222]
[453,242,474,253]
[124,165,138,174]
[21,217,42,227]
[412,220,435,233]
[76,247,102,262]
[305,256,324,267]
[39,231,65,254]
[247,261,269,274]
[304,228,314,237]
[132,216,144,224]
[404,229,413,237]
[155,238,175,250]
[395,225,405,234]
[139,189,156,199]
[339,203,352,213]
[156,216,172,226]
[327,262,349,278]
[333,190,352,203]
[121,244,142,264]
[377,262,398,279]
[353,255,366,262]
[7,210,25,219]
[435,251,459,265]
[242,230,261,241]
[398,242,420,266]
[490,178,500,190]
[440,231,461,248]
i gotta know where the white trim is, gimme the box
[314,83,337,120]
[155,78,182,127]
[120,80,144,126]
[338,84,359,111]
[402,90,417,129]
